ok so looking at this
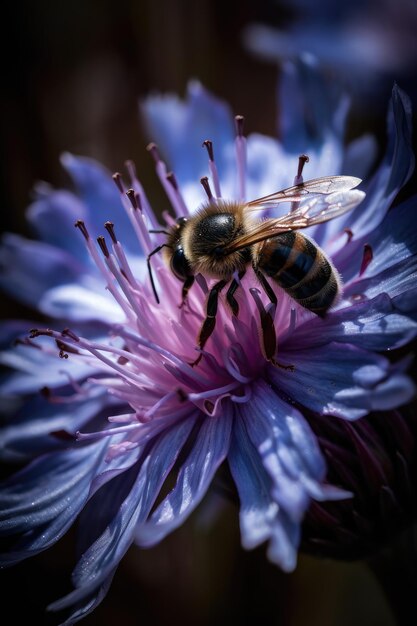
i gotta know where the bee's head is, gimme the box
[165,217,193,281]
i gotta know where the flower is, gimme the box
[243,0,417,98]
[1,59,416,624]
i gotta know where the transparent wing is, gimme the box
[246,175,362,209]
[223,187,365,254]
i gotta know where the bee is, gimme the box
[147,175,365,366]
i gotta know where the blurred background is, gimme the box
[1,0,417,624]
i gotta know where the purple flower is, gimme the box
[1,60,416,624]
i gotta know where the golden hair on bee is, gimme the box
[148,173,365,366]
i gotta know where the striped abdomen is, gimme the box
[255,231,340,316]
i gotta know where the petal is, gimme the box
[26,189,89,261]
[141,80,235,187]
[39,282,125,323]
[0,337,95,396]
[240,381,331,522]
[335,194,417,287]
[0,441,108,566]
[61,153,141,253]
[277,54,348,154]
[292,291,417,352]
[0,234,84,310]
[228,412,300,572]
[0,389,109,462]
[324,84,414,250]
[274,342,415,419]
[135,409,233,546]
[48,416,196,619]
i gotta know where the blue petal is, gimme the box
[273,342,415,419]
[0,234,84,309]
[228,411,300,572]
[26,189,89,262]
[135,409,232,546]
[61,153,141,253]
[0,441,108,566]
[321,85,414,248]
[292,291,417,352]
[337,197,417,286]
[48,416,196,619]
[141,80,235,186]
[0,336,95,396]
[277,54,348,154]
[240,381,331,522]
[0,389,109,462]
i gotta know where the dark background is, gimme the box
[1,1,417,625]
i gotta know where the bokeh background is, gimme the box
[1,1,417,624]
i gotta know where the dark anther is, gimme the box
[235,115,245,137]
[202,139,214,161]
[40,386,51,398]
[166,171,179,190]
[62,328,80,341]
[344,228,353,243]
[176,388,188,402]
[104,221,117,244]
[200,176,213,200]
[359,243,373,276]
[97,236,109,258]
[74,220,89,240]
[29,328,53,339]
[297,154,310,179]
[57,340,69,359]
[112,172,124,193]
[146,142,160,163]
[126,188,138,210]
[56,339,78,357]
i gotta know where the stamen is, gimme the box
[166,171,179,190]
[105,221,138,287]
[291,154,310,212]
[62,328,80,341]
[200,176,213,200]
[202,139,214,161]
[74,220,89,240]
[344,228,354,243]
[235,115,247,201]
[235,115,245,137]
[146,142,161,164]
[295,154,309,185]
[124,159,159,229]
[359,243,373,276]
[97,236,110,258]
[147,142,189,217]
[203,140,222,197]
[112,172,124,194]
[126,188,140,210]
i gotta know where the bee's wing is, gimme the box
[223,186,366,254]
[246,175,362,209]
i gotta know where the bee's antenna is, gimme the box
[146,244,172,304]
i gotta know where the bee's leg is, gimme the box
[252,267,294,372]
[190,279,227,366]
[179,275,195,309]
[252,265,277,306]
[225,270,246,316]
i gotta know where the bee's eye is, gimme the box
[171,247,192,281]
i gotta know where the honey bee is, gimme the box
[148,175,365,366]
